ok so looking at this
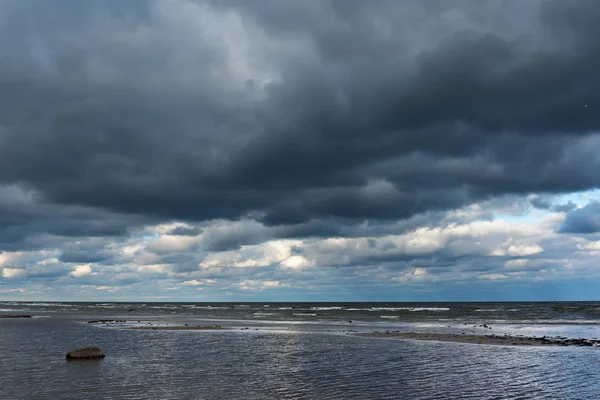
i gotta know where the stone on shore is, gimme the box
[66,347,105,360]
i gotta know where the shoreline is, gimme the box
[355,331,600,347]
[128,325,225,331]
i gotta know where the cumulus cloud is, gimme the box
[0,251,23,267]
[558,202,600,233]
[2,268,27,278]
[182,279,215,286]
[69,264,93,278]
[239,280,289,291]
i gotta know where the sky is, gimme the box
[2,0,600,302]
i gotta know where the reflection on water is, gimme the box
[2,317,600,399]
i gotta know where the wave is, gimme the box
[293,313,317,316]
[370,307,450,312]
[253,312,277,316]
[310,307,345,310]
[380,315,400,319]
[345,307,449,312]
[507,319,600,325]
[18,302,72,307]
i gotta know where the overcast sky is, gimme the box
[2,0,600,301]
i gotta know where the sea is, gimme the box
[2,301,600,399]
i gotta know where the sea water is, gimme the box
[2,302,600,399]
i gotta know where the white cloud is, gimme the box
[579,241,600,251]
[480,273,509,280]
[182,279,215,286]
[199,240,302,268]
[95,286,116,291]
[392,267,436,283]
[2,268,27,278]
[414,268,427,276]
[0,252,23,267]
[239,280,289,291]
[70,264,93,278]
[492,242,544,256]
[148,235,199,253]
[136,264,172,274]
[0,288,25,293]
[506,244,544,256]
[279,255,313,269]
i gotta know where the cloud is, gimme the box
[168,226,203,236]
[1,1,600,300]
[95,286,117,291]
[239,280,289,291]
[69,264,93,278]
[0,251,23,267]
[2,268,27,278]
[0,0,599,229]
[181,279,215,286]
[558,202,600,233]
[530,195,578,213]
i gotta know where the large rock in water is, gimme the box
[66,347,105,360]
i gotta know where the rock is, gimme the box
[0,315,32,318]
[66,347,105,360]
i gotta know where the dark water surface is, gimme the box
[2,302,600,399]
[4,301,600,324]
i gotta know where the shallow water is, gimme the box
[2,311,600,399]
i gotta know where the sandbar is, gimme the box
[355,331,600,347]
[128,325,225,331]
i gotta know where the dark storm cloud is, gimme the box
[531,197,553,210]
[58,251,111,264]
[0,185,152,251]
[558,202,600,233]
[531,196,578,213]
[1,0,599,233]
[552,202,578,213]
[168,226,203,236]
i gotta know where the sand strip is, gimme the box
[128,325,225,331]
[355,332,600,347]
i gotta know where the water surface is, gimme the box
[2,302,599,399]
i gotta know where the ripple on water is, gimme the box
[2,318,600,399]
